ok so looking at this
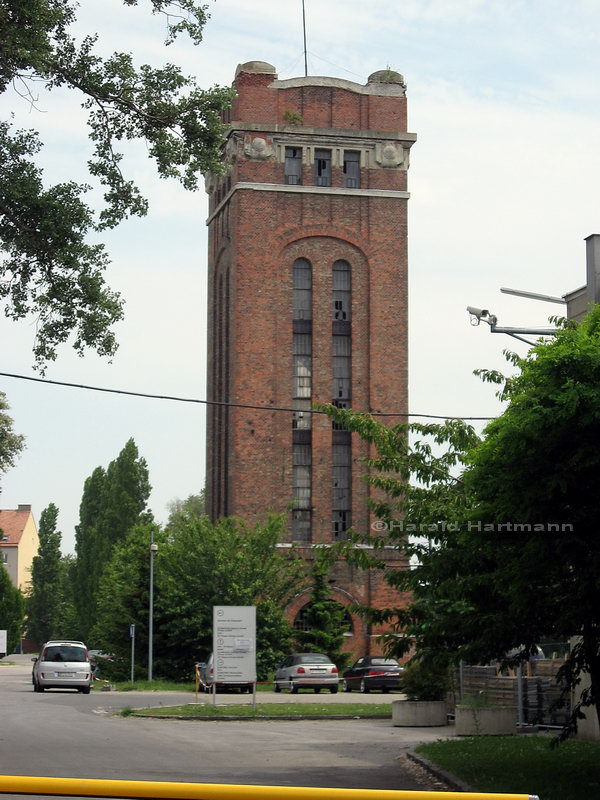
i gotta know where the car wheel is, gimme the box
[290,682,298,694]
[343,680,351,692]
[314,687,321,694]
[360,679,370,694]
[382,687,389,694]
[33,681,43,693]
[274,682,281,693]
[330,685,338,694]
[80,686,91,694]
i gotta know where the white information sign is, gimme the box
[213,606,256,683]
[0,629,7,655]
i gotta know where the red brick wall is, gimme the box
[206,63,414,658]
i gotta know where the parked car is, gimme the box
[32,640,92,694]
[88,649,113,680]
[274,653,339,693]
[197,653,253,693]
[342,656,404,693]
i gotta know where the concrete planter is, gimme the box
[392,700,447,727]
[455,704,517,736]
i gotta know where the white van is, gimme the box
[32,640,92,694]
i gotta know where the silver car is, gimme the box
[32,640,92,694]
[274,653,339,693]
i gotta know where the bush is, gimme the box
[401,658,450,701]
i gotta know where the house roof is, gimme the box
[0,508,32,546]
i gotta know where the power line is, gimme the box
[0,371,495,421]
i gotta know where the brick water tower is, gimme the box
[205,61,416,655]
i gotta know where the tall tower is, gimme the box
[206,61,416,654]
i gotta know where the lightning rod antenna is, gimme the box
[302,0,308,76]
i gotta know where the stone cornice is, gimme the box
[226,122,417,146]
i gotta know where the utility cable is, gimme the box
[0,371,495,421]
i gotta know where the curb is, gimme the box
[129,713,391,721]
[407,750,473,793]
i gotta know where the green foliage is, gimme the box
[293,548,351,670]
[55,554,82,639]
[0,563,24,653]
[89,522,161,680]
[26,503,63,643]
[0,392,25,490]
[400,659,450,702]
[74,438,152,640]
[165,491,205,528]
[91,513,302,682]
[155,513,303,681]
[322,306,600,739]
[1,0,234,366]
[282,109,304,126]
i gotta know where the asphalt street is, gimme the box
[0,656,455,796]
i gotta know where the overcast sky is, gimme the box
[2,0,600,554]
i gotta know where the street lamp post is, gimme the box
[148,537,158,681]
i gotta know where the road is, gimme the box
[0,656,455,796]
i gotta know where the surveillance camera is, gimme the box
[466,306,489,319]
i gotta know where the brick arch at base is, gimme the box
[285,585,368,654]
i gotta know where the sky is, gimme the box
[2,0,600,554]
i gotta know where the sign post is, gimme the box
[129,624,135,684]
[213,606,256,708]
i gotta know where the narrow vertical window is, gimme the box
[285,147,302,185]
[293,333,312,429]
[332,443,351,540]
[333,259,351,321]
[343,151,360,188]
[315,149,331,187]
[332,335,351,404]
[332,259,352,539]
[292,258,312,541]
[293,258,312,320]
[292,444,312,543]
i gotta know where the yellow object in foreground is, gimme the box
[0,775,539,800]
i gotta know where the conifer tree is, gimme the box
[294,550,350,670]
[27,503,62,643]
[74,439,151,640]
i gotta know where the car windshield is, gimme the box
[371,658,399,666]
[43,646,87,663]
[298,655,330,664]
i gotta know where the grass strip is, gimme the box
[99,680,276,692]
[130,702,392,718]
[416,735,600,800]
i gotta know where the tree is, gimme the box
[74,438,152,639]
[26,502,63,643]
[90,522,161,679]
[0,391,25,492]
[1,0,233,366]
[0,563,24,654]
[457,308,600,737]
[293,549,351,670]
[165,490,205,527]
[323,306,600,738]
[153,513,304,681]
